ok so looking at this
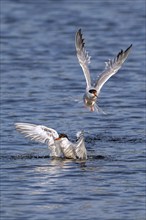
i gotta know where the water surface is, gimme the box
[1,0,145,219]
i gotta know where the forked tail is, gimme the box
[94,103,107,114]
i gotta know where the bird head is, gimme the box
[89,89,97,97]
[55,133,69,141]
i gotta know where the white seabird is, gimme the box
[75,29,132,112]
[15,123,87,160]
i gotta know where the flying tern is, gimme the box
[75,29,132,112]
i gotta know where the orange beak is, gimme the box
[94,92,97,97]
[55,137,61,141]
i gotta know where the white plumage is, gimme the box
[15,123,87,160]
[75,29,132,112]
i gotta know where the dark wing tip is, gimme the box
[78,28,82,38]
[117,49,123,59]
[75,28,85,49]
[78,28,82,33]
[125,44,132,53]
[76,28,82,36]
[117,44,132,60]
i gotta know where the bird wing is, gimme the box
[75,131,87,159]
[15,123,59,144]
[75,29,91,89]
[95,44,132,95]
[49,141,63,157]
[60,140,77,159]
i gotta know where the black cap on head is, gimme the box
[59,133,68,139]
[89,89,97,94]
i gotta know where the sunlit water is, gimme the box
[1,0,145,220]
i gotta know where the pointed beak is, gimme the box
[55,137,61,141]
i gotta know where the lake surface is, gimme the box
[1,0,145,219]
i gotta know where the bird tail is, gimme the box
[75,131,87,160]
[76,130,84,140]
[94,103,107,114]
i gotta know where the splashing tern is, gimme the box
[15,123,87,160]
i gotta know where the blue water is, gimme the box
[1,0,145,219]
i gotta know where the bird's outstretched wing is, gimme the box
[95,44,132,95]
[15,123,59,144]
[75,131,87,159]
[75,29,91,89]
